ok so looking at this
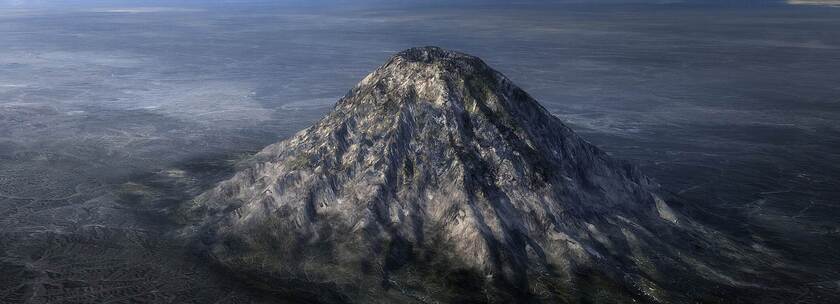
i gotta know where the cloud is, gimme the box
[787,0,840,6]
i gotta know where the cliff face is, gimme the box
[181,47,739,303]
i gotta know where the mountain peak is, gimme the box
[391,46,481,65]
[345,46,527,116]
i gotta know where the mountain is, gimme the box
[179,47,759,303]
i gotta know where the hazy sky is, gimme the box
[1,0,832,8]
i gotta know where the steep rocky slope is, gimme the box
[180,47,761,303]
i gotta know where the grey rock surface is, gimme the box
[181,47,757,303]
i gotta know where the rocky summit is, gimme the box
[179,47,758,303]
